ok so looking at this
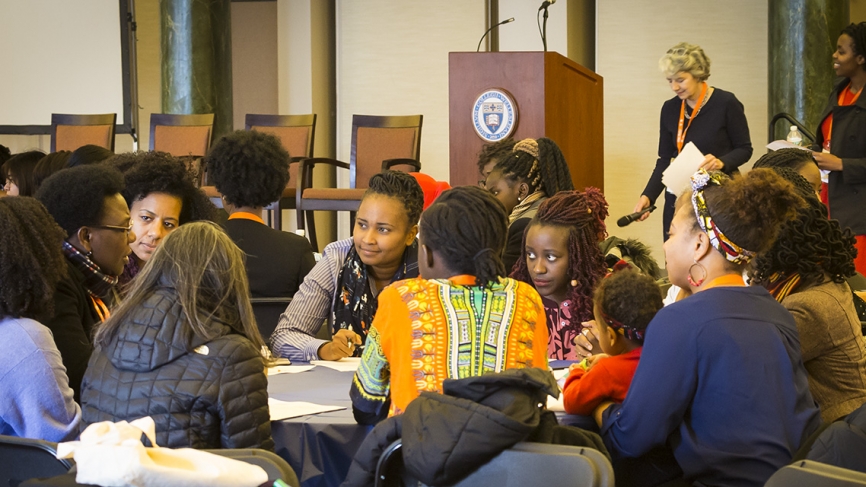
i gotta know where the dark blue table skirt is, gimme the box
[268,366,371,487]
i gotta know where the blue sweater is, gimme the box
[0,317,81,442]
[601,286,820,487]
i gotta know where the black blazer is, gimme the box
[224,218,316,298]
[815,78,866,235]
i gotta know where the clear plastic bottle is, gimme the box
[786,126,804,146]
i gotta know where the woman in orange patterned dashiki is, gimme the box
[350,186,549,425]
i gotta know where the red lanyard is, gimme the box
[676,82,708,154]
[826,85,863,150]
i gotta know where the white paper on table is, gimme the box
[267,365,315,376]
[766,140,813,152]
[662,142,705,195]
[267,398,346,420]
[310,357,362,372]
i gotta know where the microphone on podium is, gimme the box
[617,205,657,228]
[476,17,515,52]
[538,0,557,11]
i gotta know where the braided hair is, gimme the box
[363,170,424,225]
[842,22,866,71]
[753,148,817,172]
[491,138,574,196]
[476,137,516,175]
[511,188,609,328]
[419,186,508,286]
[749,169,856,289]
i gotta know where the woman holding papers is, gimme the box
[634,42,753,240]
[812,22,866,274]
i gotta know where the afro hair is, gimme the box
[205,130,291,208]
[35,164,125,237]
[118,151,218,224]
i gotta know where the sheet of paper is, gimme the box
[547,393,565,412]
[268,398,346,420]
[310,357,362,372]
[662,141,705,195]
[766,140,812,152]
[267,365,315,376]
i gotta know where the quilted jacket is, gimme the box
[80,287,274,450]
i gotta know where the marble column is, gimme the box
[161,0,233,139]
[769,0,848,142]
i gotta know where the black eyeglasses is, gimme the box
[94,223,133,236]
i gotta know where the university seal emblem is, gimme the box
[472,89,518,141]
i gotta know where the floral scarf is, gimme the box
[332,241,419,354]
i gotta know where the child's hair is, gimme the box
[490,137,574,196]
[94,221,265,352]
[476,138,516,175]
[363,170,424,225]
[419,186,508,285]
[675,168,804,267]
[511,188,609,325]
[594,268,663,345]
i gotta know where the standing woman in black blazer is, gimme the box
[813,22,866,275]
[633,42,753,240]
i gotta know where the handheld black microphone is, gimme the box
[617,205,657,228]
[476,17,515,52]
[538,0,557,11]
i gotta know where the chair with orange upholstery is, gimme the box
[149,113,214,185]
[296,114,422,250]
[50,113,116,152]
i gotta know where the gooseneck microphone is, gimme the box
[477,17,515,52]
[537,0,556,51]
[617,205,657,228]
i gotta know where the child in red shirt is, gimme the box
[563,268,663,415]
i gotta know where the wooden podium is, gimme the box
[448,51,603,190]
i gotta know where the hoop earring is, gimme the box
[687,260,707,287]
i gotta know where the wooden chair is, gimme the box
[150,113,214,185]
[51,113,116,152]
[296,114,422,250]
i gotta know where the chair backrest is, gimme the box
[250,297,292,340]
[374,440,612,487]
[0,434,74,486]
[51,113,117,152]
[765,460,866,486]
[246,114,317,185]
[149,113,215,157]
[205,448,300,486]
[350,115,422,190]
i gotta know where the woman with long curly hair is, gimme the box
[0,197,81,441]
[749,168,866,423]
[510,188,608,359]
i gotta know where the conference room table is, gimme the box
[268,362,370,487]
[267,360,583,487]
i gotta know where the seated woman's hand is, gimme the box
[573,320,601,358]
[318,329,362,361]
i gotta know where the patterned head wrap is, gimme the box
[690,169,755,265]
[601,312,645,344]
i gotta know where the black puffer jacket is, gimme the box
[80,287,274,450]
[342,368,608,487]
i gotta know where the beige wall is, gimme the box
[231,2,279,131]
[597,0,769,263]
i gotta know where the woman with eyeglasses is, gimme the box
[35,165,135,402]
[632,43,753,241]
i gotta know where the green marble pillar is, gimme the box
[769,0,848,142]
[161,0,232,139]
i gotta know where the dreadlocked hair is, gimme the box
[842,22,866,70]
[753,148,817,173]
[420,186,508,286]
[0,197,68,322]
[511,188,609,328]
[476,138,516,174]
[491,138,574,196]
[749,169,856,289]
[363,170,424,225]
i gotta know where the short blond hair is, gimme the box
[659,42,711,81]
